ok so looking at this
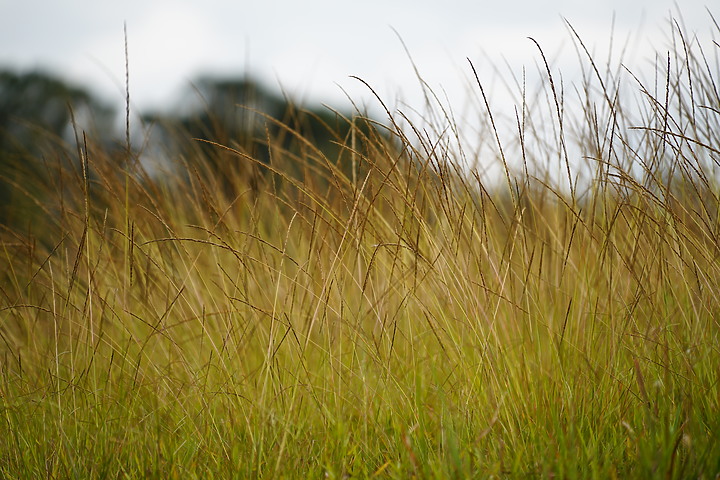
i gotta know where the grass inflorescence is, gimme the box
[1,16,719,479]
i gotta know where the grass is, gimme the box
[1,15,720,479]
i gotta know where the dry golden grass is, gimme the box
[1,15,719,478]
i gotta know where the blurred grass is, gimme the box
[1,15,720,479]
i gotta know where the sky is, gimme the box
[0,0,716,120]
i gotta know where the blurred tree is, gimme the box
[143,76,377,197]
[0,69,115,227]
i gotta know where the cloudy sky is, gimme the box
[0,0,715,118]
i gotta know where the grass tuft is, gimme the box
[1,14,719,478]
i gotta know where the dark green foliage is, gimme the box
[142,76,379,195]
[0,69,115,227]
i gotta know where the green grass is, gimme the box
[1,16,720,478]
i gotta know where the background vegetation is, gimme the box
[0,15,719,478]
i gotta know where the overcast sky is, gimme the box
[0,1,715,118]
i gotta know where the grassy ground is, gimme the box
[1,17,719,478]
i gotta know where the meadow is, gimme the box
[1,16,719,478]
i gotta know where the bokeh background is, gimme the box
[1,0,715,116]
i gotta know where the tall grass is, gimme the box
[1,16,719,478]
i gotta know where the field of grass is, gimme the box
[1,17,720,478]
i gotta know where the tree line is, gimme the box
[0,69,376,229]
